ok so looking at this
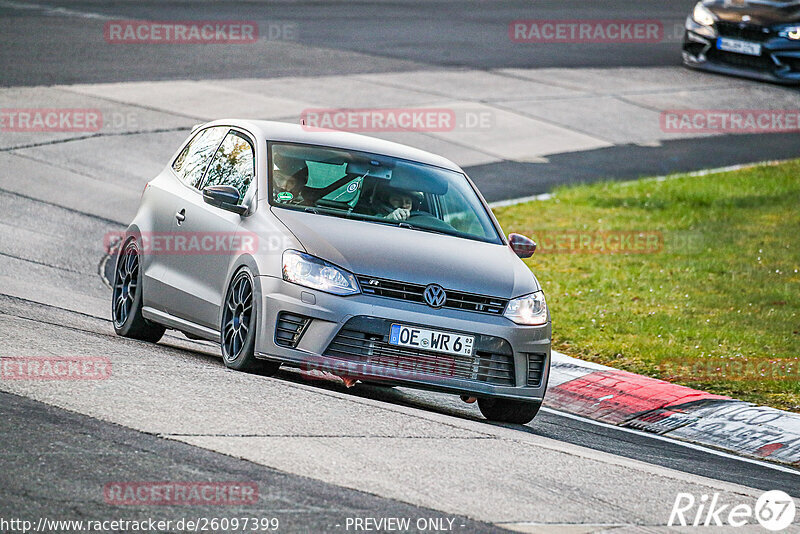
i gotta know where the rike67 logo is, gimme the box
[669,490,796,531]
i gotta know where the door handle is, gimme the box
[175,209,186,224]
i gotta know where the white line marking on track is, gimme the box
[0,0,116,19]
[488,193,552,208]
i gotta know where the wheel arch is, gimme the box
[219,254,264,346]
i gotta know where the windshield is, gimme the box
[268,142,502,244]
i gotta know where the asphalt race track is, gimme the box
[1,0,699,85]
[2,0,799,195]
[0,1,798,533]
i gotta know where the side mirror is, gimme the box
[508,233,536,258]
[203,185,248,215]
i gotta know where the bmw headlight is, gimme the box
[504,291,548,326]
[282,250,360,296]
[779,27,800,40]
[692,2,715,27]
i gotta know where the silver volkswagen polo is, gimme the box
[112,120,550,424]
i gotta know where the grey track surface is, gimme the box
[0,0,694,86]
[469,132,800,201]
[0,293,797,531]
[1,0,798,194]
[0,1,799,531]
[0,388,504,533]
[0,132,797,529]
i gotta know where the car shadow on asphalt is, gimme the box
[272,366,542,433]
[164,333,543,433]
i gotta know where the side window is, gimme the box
[201,131,255,204]
[172,127,227,188]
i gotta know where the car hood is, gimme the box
[271,208,540,299]
[706,0,800,25]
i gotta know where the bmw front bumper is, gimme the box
[252,275,551,403]
[682,18,800,85]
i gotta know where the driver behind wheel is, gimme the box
[379,187,423,221]
[272,155,308,205]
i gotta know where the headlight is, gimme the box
[779,27,800,40]
[692,2,715,27]
[282,250,360,296]
[504,291,548,326]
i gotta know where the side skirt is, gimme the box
[142,306,220,342]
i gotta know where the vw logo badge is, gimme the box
[423,284,447,308]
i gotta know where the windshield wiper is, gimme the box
[298,205,459,237]
[299,205,353,219]
[397,222,453,237]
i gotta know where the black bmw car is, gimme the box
[683,0,800,84]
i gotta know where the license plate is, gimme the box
[389,324,474,357]
[716,37,762,56]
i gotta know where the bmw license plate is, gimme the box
[389,324,474,357]
[716,37,762,56]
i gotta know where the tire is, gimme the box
[111,239,165,343]
[478,397,541,424]
[220,268,280,375]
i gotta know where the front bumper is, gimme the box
[253,276,551,402]
[682,19,800,85]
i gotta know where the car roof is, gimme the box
[199,119,464,173]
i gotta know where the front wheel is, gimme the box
[111,239,165,342]
[478,398,541,425]
[220,268,280,375]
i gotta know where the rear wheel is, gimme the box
[478,397,541,425]
[111,239,165,342]
[221,268,280,375]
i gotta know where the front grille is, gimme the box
[356,275,508,315]
[275,312,310,348]
[323,316,516,386]
[526,353,547,387]
[707,48,776,70]
[716,21,773,42]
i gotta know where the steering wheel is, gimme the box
[406,210,430,219]
[405,211,457,232]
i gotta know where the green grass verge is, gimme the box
[493,160,800,412]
